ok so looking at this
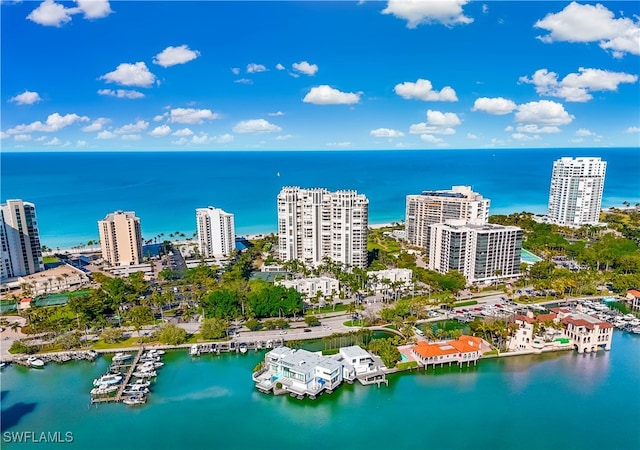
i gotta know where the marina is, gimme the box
[90,347,165,405]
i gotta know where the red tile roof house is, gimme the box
[411,335,484,369]
[626,290,640,310]
[551,308,614,353]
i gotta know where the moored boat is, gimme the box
[93,373,123,386]
[112,352,133,362]
[27,356,45,368]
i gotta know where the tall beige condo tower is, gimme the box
[196,206,235,257]
[405,185,490,249]
[98,211,143,266]
[1,199,43,282]
[547,157,606,227]
[277,187,369,269]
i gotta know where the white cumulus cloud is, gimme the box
[247,63,267,73]
[121,134,141,141]
[511,133,540,141]
[27,0,112,27]
[409,110,461,135]
[535,2,640,57]
[276,63,285,71]
[232,119,282,134]
[520,68,637,102]
[169,108,219,124]
[472,97,517,115]
[516,124,560,134]
[75,0,112,19]
[382,0,473,28]
[153,45,200,68]
[9,90,42,105]
[98,89,144,99]
[100,62,156,87]
[172,128,193,137]
[215,133,234,144]
[625,126,640,133]
[96,130,116,140]
[576,128,595,137]
[14,134,32,142]
[114,120,149,134]
[6,112,89,134]
[149,125,172,137]
[292,61,318,76]
[394,79,458,101]
[303,85,361,105]
[370,128,405,138]
[420,134,446,145]
[515,100,574,126]
[82,118,110,132]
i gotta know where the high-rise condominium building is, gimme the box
[277,187,369,269]
[1,199,43,282]
[547,157,606,227]
[428,220,523,284]
[196,206,235,257]
[405,185,490,249]
[98,211,143,267]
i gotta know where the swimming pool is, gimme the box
[521,248,542,264]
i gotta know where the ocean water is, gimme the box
[1,148,639,248]
[1,331,639,450]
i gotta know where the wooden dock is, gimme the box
[91,347,144,404]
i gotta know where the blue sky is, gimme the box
[1,0,639,151]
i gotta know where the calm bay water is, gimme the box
[2,148,639,248]
[1,331,639,450]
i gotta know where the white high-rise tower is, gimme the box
[196,206,235,257]
[277,187,368,269]
[547,157,606,227]
[1,199,43,282]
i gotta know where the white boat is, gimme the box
[112,352,133,362]
[93,373,122,386]
[130,379,150,387]
[190,345,199,356]
[90,384,119,395]
[123,394,146,406]
[239,344,248,354]
[146,349,165,356]
[123,386,149,394]
[132,370,156,378]
[26,356,45,368]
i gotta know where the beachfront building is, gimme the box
[509,311,560,351]
[551,307,614,353]
[405,186,489,250]
[367,268,413,293]
[17,264,90,296]
[428,220,523,284]
[196,206,235,258]
[276,276,339,299]
[411,335,484,369]
[98,211,143,267]
[1,199,43,283]
[547,157,606,227]
[277,187,368,269]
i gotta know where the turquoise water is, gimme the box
[2,148,638,248]
[2,331,639,450]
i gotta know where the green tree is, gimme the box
[304,315,320,327]
[200,318,229,340]
[158,323,187,345]
[100,327,124,344]
[128,305,154,343]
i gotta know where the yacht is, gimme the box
[123,394,146,406]
[90,384,119,395]
[239,343,248,354]
[190,344,199,356]
[26,356,45,368]
[93,373,123,386]
[112,352,133,363]
[132,370,157,378]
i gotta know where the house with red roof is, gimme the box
[509,311,559,351]
[411,335,484,369]
[626,289,640,310]
[551,308,613,353]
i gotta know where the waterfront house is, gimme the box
[411,335,484,369]
[626,289,640,310]
[509,311,560,351]
[551,308,613,353]
[253,345,383,398]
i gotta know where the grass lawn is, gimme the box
[343,319,365,327]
